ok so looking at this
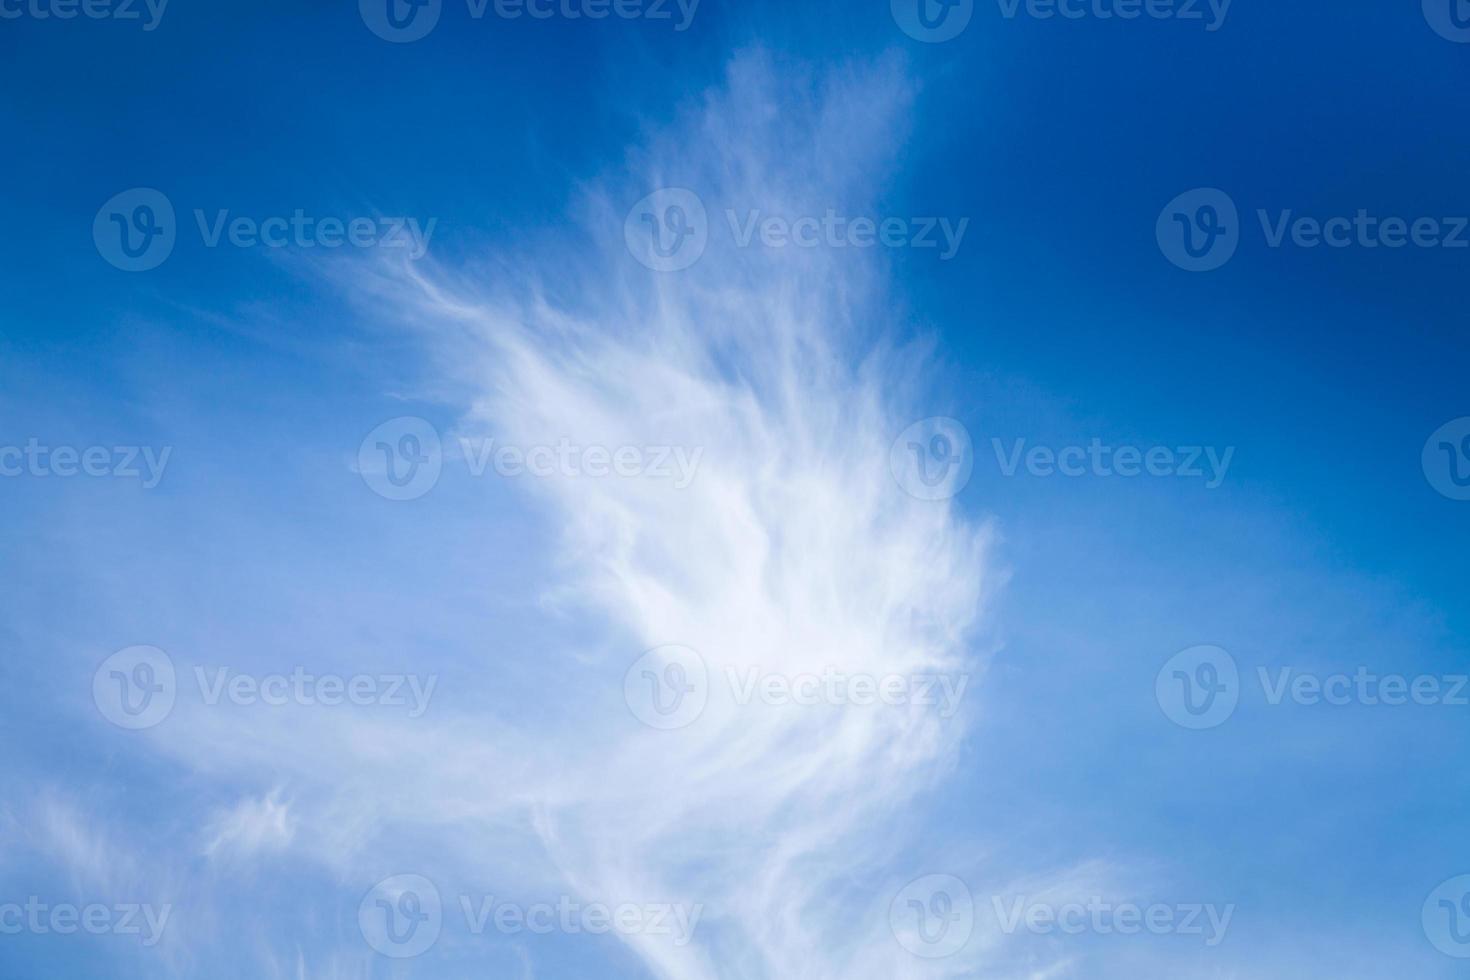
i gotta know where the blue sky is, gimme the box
[2,1,1469,978]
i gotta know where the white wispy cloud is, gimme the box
[148,50,1005,979]
[353,50,996,979]
[201,788,295,861]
